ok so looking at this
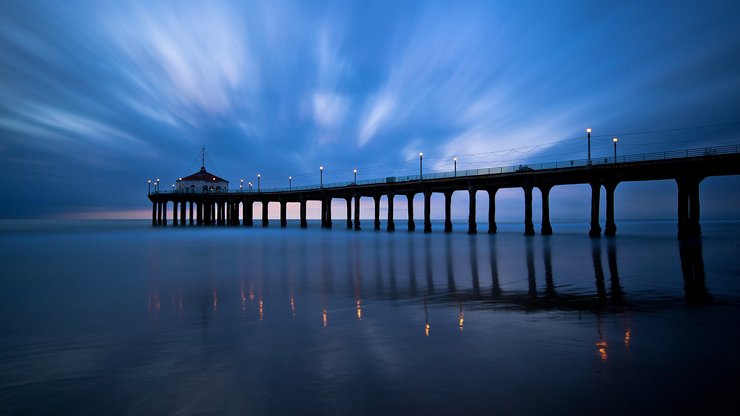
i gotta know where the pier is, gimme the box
[148,144,740,239]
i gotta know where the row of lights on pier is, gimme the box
[152,128,619,193]
[586,128,619,165]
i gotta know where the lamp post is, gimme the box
[156,178,160,194]
[248,182,253,192]
[148,179,151,194]
[257,174,261,192]
[353,169,357,185]
[613,137,618,163]
[240,179,244,190]
[453,157,457,177]
[172,184,175,192]
[289,176,292,190]
[419,153,423,179]
[586,128,592,165]
[320,166,324,188]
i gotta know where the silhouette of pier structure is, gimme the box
[148,144,740,239]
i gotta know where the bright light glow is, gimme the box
[419,152,423,157]
[320,166,323,170]
[453,157,457,161]
[353,169,357,173]
[257,174,261,177]
[147,179,151,183]
[613,137,618,142]
[586,128,592,133]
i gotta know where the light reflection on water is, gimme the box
[0,220,739,414]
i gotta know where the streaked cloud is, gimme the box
[0,0,738,218]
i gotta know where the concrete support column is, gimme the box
[226,202,231,225]
[677,177,702,239]
[157,202,163,225]
[280,200,287,228]
[604,182,618,236]
[468,185,477,234]
[407,193,415,231]
[244,201,253,226]
[203,202,209,225]
[524,185,535,235]
[152,202,157,226]
[444,191,453,233]
[162,201,168,226]
[320,199,327,228]
[689,181,701,238]
[180,201,186,226]
[240,201,246,226]
[589,181,602,237]
[540,185,552,235]
[300,199,307,228]
[189,201,194,226]
[423,191,432,233]
[197,202,203,226]
[373,195,381,230]
[262,201,269,227]
[346,197,353,229]
[325,198,332,229]
[387,193,395,232]
[220,202,226,226]
[172,201,178,226]
[354,194,361,230]
[487,188,498,234]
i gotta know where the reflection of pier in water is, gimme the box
[358,235,708,312]
[148,235,709,320]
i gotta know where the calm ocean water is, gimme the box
[1,220,739,415]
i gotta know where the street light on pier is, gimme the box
[453,157,457,177]
[320,166,324,188]
[240,179,244,190]
[156,178,160,194]
[586,128,592,165]
[248,182,253,192]
[353,169,357,184]
[289,176,292,190]
[172,184,175,192]
[419,153,423,179]
[257,174,261,192]
[147,179,151,194]
[613,137,618,163]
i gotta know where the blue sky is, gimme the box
[1,0,739,220]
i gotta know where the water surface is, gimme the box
[1,220,739,415]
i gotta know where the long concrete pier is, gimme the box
[148,144,740,239]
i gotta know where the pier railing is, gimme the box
[153,143,739,194]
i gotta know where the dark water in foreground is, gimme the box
[1,220,739,415]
